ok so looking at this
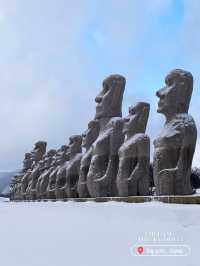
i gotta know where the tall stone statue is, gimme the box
[116,102,150,196]
[77,120,100,198]
[36,149,56,199]
[153,69,197,195]
[47,145,69,199]
[56,135,82,198]
[87,74,125,197]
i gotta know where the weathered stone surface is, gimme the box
[153,69,197,195]
[47,145,69,199]
[55,136,82,198]
[116,102,150,196]
[20,141,47,199]
[87,74,125,197]
[10,152,33,200]
[77,120,100,198]
[36,149,56,199]
[26,160,45,200]
[23,153,33,172]
[190,167,200,189]
[31,141,47,166]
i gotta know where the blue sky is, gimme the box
[0,0,200,170]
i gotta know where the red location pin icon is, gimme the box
[137,246,144,255]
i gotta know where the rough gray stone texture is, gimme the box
[23,153,33,172]
[10,152,33,199]
[36,149,56,199]
[87,74,125,197]
[26,159,45,199]
[31,141,47,165]
[47,145,69,199]
[116,102,150,196]
[153,69,197,195]
[77,120,100,198]
[56,135,82,198]
[20,141,47,199]
[190,167,200,189]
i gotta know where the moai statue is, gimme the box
[116,102,150,196]
[36,149,56,199]
[26,159,45,200]
[23,153,33,172]
[56,135,82,198]
[21,169,33,200]
[153,69,197,195]
[10,152,33,200]
[31,141,47,166]
[21,141,47,199]
[77,120,100,198]
[87,74,125,197]
[47,145,69,199]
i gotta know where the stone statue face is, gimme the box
[156,69,193,117]
[56,145,69,165]
[95,74,126,119]
[69,135,82,156]
[32,141,47,162]
[82,120,100,148]
[23,153,33,170]
[123,102,150,135]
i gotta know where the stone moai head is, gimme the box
[32,141,47,163]
[68,135,82,157]
[23,152,33,171]
[95,74,126,119]
[82,120,100,149]
[56,145,69,165]
[156,69,193,118]
[44,149,57,169]
[123,102,150,136]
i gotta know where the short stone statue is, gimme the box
[116,102,150,196]
[56,135,82,198]
[21,141,47,199]
[87,74,125,197]
[77,120,100,198]
[10,152,33,200]
[36,149,56,199]
[47,145,69,199]
[153,69,197,195]
[26,159,45,199]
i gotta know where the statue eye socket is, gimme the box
[166,77,173,86]
[103,84,109,94]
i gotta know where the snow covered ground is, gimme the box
[0,198,199,266]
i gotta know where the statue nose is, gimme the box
[95,95,102,103]
[156,88,165,98]
[156,90,161,97]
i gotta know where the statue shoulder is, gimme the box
[110,117,123,128]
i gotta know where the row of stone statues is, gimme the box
[10,68,197,199]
